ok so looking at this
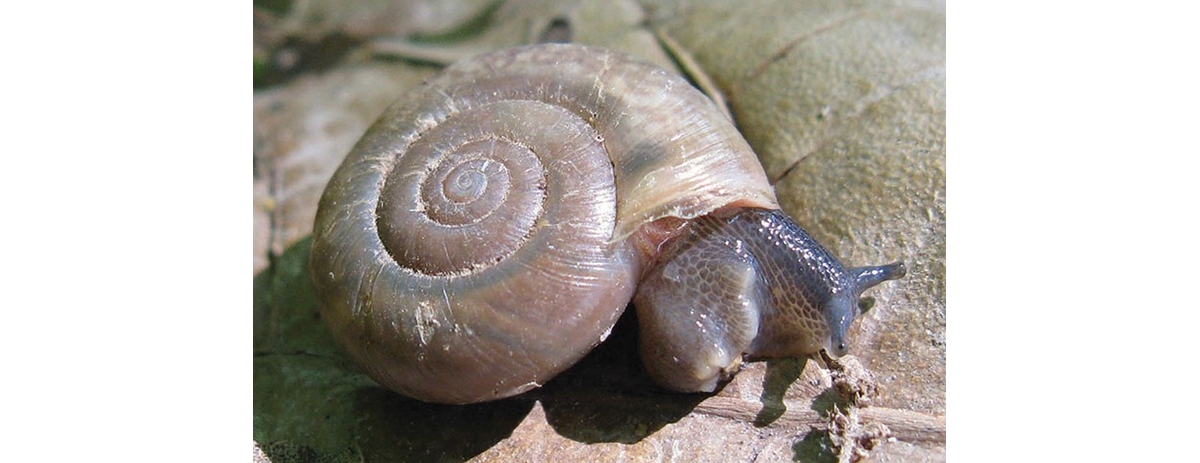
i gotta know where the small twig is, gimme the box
[694,396,944,444]
[653,27,734,122]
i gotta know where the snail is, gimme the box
[310,43,905,404]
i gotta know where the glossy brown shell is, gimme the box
[310,44,778,404]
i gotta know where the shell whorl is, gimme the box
[310,44,778,404]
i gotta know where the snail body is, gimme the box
[310,44,903,404]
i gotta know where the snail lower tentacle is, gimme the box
[309,43,904,404]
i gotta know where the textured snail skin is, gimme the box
[634,208,905,392]
[310,43,902,404]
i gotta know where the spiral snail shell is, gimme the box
[310,43,904,404]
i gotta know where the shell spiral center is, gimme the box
[376,107,550,276]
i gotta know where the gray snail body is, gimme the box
[310,43,904,404]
